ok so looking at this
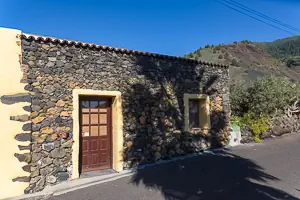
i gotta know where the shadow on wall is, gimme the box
[130,150,299,200]
[122,56,228,168]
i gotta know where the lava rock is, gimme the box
[50,147,66,158]
[57,172,69,182]
[42,143,55,152]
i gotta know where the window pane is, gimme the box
[91,126,99,136]
[82,126,90,137]
[99,108,107,112]
[81,101,89,112]
[90,101,98,112]
[82,114,89,125]
[81,101,89,108]
[91,114,98,124]
[99,114,107,124]
[99,100,108,108]
[99,125,107,136]
[189,99,200,128]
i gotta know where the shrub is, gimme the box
[231,75,300,143]
[241,40,251,44]
[215,46,221,51]
[205,44,210,48]
[218,54,223,59]
[230,76,300,117]
[230,85,249,116]
[231,114,271,143]
[231,58,239,66]
[247,76,300,115]
[253,137,261,143]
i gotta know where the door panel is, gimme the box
[80,97,112,172]
[101,139,107,149]
[82,155,88,166]
[82,140,88,152]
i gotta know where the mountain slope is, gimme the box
[184,37,300,85]
[258,36,300,59]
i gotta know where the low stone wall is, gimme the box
[271,114,300,136]
[18,35,230,193]
[241,114,300,143]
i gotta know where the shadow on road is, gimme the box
[131,150,299,200]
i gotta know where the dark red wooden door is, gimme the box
[80,97,112,172]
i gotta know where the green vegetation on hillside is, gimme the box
[184,36,300,84]
[258,36,300,58]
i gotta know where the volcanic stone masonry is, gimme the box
[19,35,230,193]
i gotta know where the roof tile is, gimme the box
[21,33,229,68]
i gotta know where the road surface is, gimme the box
[46,133,300,200]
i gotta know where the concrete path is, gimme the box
[36,134,300,199]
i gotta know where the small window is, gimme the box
[184,94,210,132]
[189,99,200,129]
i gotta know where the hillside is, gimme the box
[184,37,300,85]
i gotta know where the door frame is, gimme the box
[79,96,113,173]
[72,89,124,180]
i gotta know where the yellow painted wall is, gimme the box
[0,27,30,199]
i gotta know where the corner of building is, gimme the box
[0,27,32,199]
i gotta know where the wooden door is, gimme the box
[80,97,112,172]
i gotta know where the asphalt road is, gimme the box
[48,133,300,200]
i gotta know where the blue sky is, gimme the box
[1,0,299,56]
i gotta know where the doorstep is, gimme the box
[80,169,117,179]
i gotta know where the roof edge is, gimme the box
[21,33,229,68]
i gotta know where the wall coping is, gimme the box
[21,33,229,69]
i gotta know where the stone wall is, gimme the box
[241,113,300,143]
[20,36,230,193]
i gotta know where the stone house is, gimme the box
[0,27,230,198]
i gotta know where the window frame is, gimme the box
[184,93,211,133]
